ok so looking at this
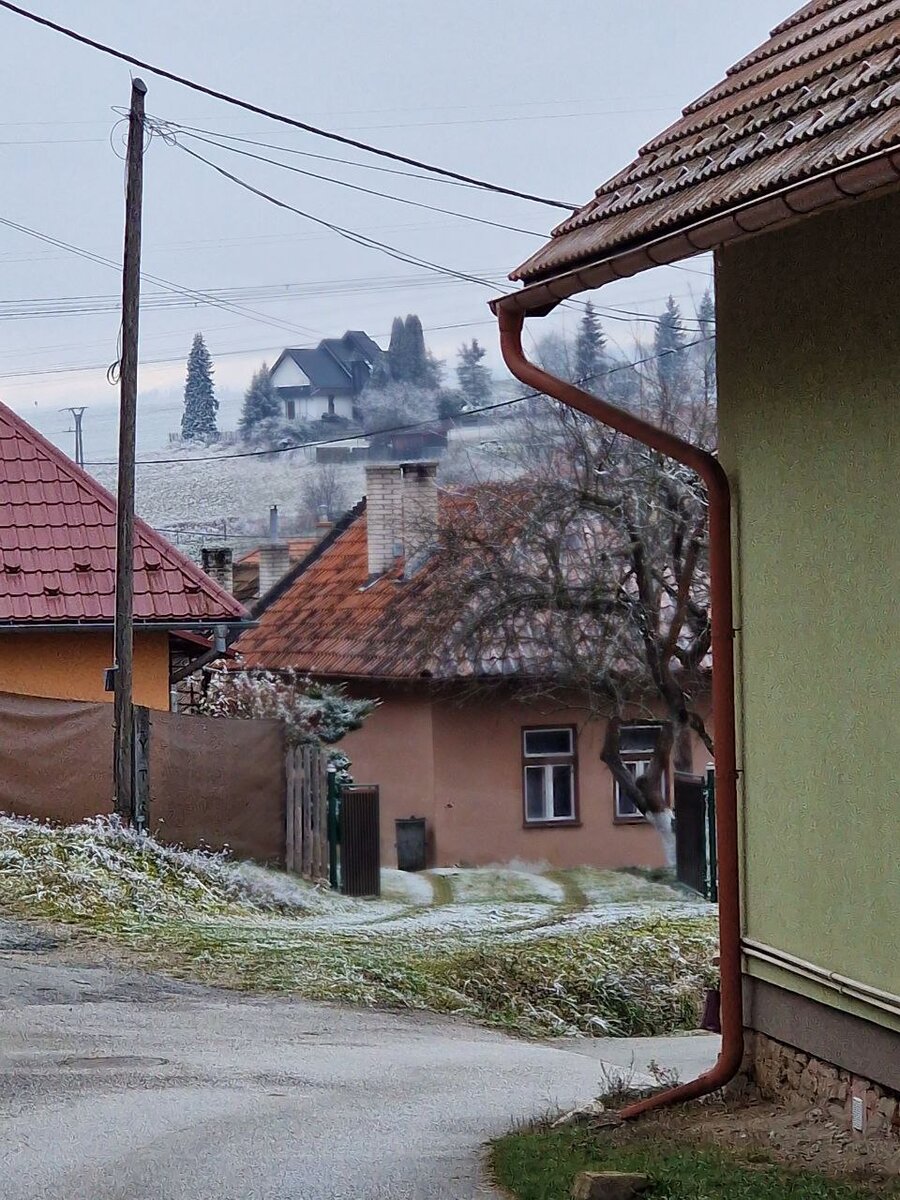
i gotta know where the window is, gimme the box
[284,398,296,421]
[614,723,666,821]
[522,726,577,824]
[327,395,336,415]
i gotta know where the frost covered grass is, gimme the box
[0,814,717,1038]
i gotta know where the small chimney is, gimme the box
[365,463,404,577]
[257,542,291,598]
[268,504,279,541]
[364,460,438,580]
[201,546,234,594]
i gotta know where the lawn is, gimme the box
[491,1123,897,1200]
[0,814,717,1038]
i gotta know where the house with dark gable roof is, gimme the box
[0,401,248,709]
[270,330,385,423]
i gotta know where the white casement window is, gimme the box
[614,723,666,820]
[522,727,577,824]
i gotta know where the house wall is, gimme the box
[716,190,900,1046]
[271,358,311,389]
[0,630,171,710]
[279,394,355,423]
[342,685,437,866]
[342,683,712,870]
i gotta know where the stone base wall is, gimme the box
[741,1030,899,1137]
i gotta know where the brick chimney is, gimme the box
[258,543,291,598]
[364,461,438,579]
[200,546,234,594]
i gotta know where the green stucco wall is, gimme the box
[716,191,900,1023]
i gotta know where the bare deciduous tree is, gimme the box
[413,320,716,862]
[298,462,350,526]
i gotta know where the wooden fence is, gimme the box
[285,744,330,881]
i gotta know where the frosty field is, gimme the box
[0,815,717,1038]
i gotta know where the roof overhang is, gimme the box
[491,146,900,318]
[0,619,255,634]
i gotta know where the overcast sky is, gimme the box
[0,0,791,441]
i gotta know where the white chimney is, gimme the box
[200,546,234,594]
[364,461,438,580]
[257,542,291,598]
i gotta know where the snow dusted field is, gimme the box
[0,815,718,1038]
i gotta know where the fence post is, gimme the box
[327,764,339,890]
[133,706,150,833]
[285,746,296,873]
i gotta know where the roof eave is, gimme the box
[493,147,900,317]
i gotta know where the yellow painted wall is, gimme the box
[0,630,171,710]
[716,191,900,1022]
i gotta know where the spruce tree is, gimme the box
[654,296,686,392]
[181,333,218,440]
[456,338,491,407]
[239,363,280,437]
[574,301,606,384]
[385,316,407,383]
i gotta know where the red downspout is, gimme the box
[496,305,743,1118]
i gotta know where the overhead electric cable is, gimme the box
[0,0,577,209]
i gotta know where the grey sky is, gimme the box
[0,0,790,440]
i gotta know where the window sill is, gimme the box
[523,819,581,830]
[613,814,650,826]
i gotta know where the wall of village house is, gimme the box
[0,630,171,710]
[716,189,899,1026]
[342,683,712,870]
[342,685,437,866]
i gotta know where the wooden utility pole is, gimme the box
[112,78,147,824]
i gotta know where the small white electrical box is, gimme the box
[851,1094,865,1132]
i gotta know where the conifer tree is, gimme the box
[181,333,218,440]
[239,363,280,437]
[456,338,491,407]
[574,301,607,384]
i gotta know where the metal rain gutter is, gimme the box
[496,146,900,317]
[494,306,743,1120]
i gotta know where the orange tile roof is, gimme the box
[0,402,248,627]
[512,0,900,286]
[233,503,435,678]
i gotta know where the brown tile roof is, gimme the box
[0,402,248,627]
[233,503,435,678]
[512,0,900,286]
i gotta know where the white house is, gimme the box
[271,331,384,423]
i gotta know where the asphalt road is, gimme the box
[0,925,717,1199]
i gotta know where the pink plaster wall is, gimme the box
[342,683,712,870]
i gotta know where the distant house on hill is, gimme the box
[271,331,384,423]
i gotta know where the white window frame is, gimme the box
[614,723,667,822]
[522,726,577,825]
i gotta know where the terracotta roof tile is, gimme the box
[512,0,900,284]
[0,401,249,627]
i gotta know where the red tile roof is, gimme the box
[0,402,248,627]
[234,503,435,678]
[512,0,900,286]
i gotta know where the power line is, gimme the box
[165,139,708,331]
[0,213,320,339]
[0,0,577,210]
[82,335,714,467]
[153,120,545,238]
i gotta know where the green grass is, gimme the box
[490,1127,891,1200]
[0,815,717,1038]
